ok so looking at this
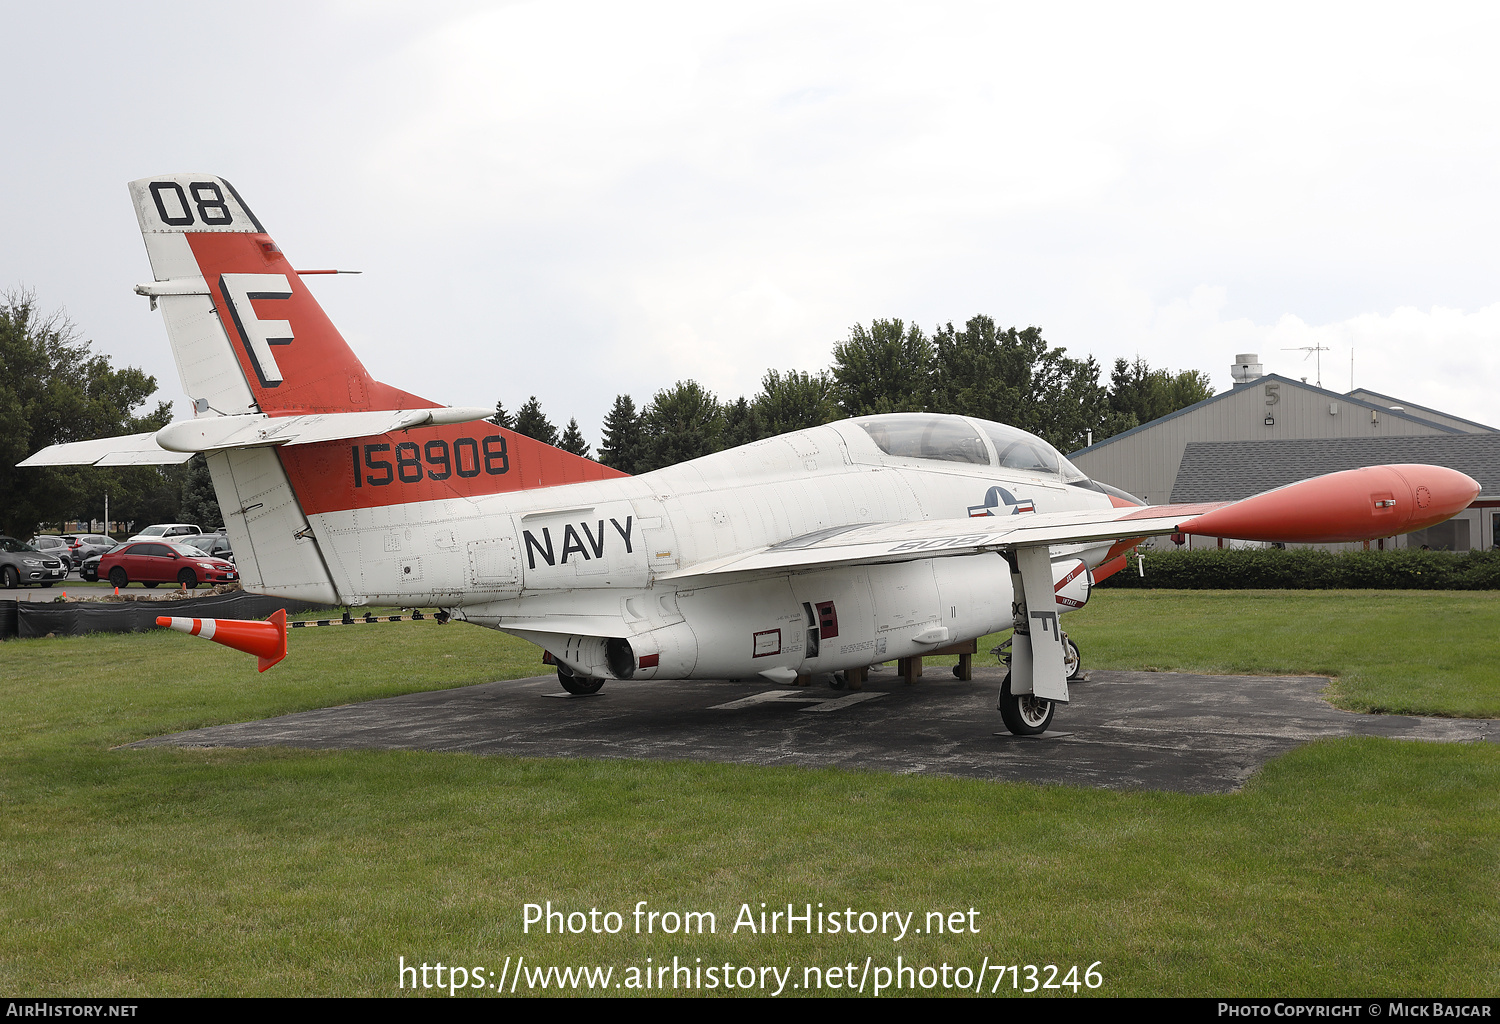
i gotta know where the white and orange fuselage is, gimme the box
[19,174,1479,711]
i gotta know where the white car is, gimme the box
[126,524,204,542]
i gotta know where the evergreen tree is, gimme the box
[512,396,558,446]
[1103,357,1214,439]
[719,396,763,450]
[558,418,590,458]
[830,319,933,416]
[598,394,645,474]
[640,381,722,471]
[491,400,514,429]
[178,454,222,529]
[755,368,839,436]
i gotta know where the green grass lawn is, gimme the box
[0,592,1496,997]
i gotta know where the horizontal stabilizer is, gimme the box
[18,433,195,467]
[154,407,495,452]
[18,408,494,468]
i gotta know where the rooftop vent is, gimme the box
[1231,354,1264,384]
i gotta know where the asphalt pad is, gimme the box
[130,667,1497,794]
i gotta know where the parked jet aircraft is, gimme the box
[19,175,1480,734]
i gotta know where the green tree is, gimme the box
[491,400,515,429]
[1100,357,1215,441]
[597,394,645,474]
[512,396,558,446]
[178,454,222,528]
[931,317,1108,452]
[719,395,762,450]
[640,381,722,471]
[557,418,590,458]
[830,319,933,416]
[1,292,173,538]
[754,368,839,436]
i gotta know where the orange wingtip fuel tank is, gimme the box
[1181,465,1480,544]
[155,607,288,672]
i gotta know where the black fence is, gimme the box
[2,591,328,639]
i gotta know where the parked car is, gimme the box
[126,523,204,542]
[99,540,238,590]
[0,536,68,588]
[182,533,234,562]
[79,544,127,583]
[68,534,115,562]
[28,535,75,571]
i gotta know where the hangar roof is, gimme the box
[1170,434,1500,503]
[1344,388,1498,434]
[1069,373,1468,458]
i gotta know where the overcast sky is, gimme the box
[5,1,1500,443]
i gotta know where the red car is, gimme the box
[100,540,239,590]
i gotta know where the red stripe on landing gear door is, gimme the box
[1054,561,1087,592]
[278,426,627,516]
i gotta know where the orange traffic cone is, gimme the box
[155,608,288,672]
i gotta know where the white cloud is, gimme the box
[1124,286,1500,426]
[6,3,1500,444]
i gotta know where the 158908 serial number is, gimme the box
[351,436,508,487]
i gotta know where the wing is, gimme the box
[659,502,1219,583]
[664,463,1479,585]
[662,463,1477,707]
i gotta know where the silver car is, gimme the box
[1,537,68,588]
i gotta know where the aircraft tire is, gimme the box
[558,666,604,696]
[1064,637,1082,681]
[998,672,1055,736]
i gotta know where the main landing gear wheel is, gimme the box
[1064,636,1082,681]
[998,672,1055,736]
[557,666,604,696]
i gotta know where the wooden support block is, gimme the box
[899,657,923,684]
[795,672,811,687]
[846,666,865,691]
[956,652,973,681]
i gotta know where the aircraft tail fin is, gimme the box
[129,173,431,417]
[126,175,623,544]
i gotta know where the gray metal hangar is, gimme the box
[1068,355,1500,551]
